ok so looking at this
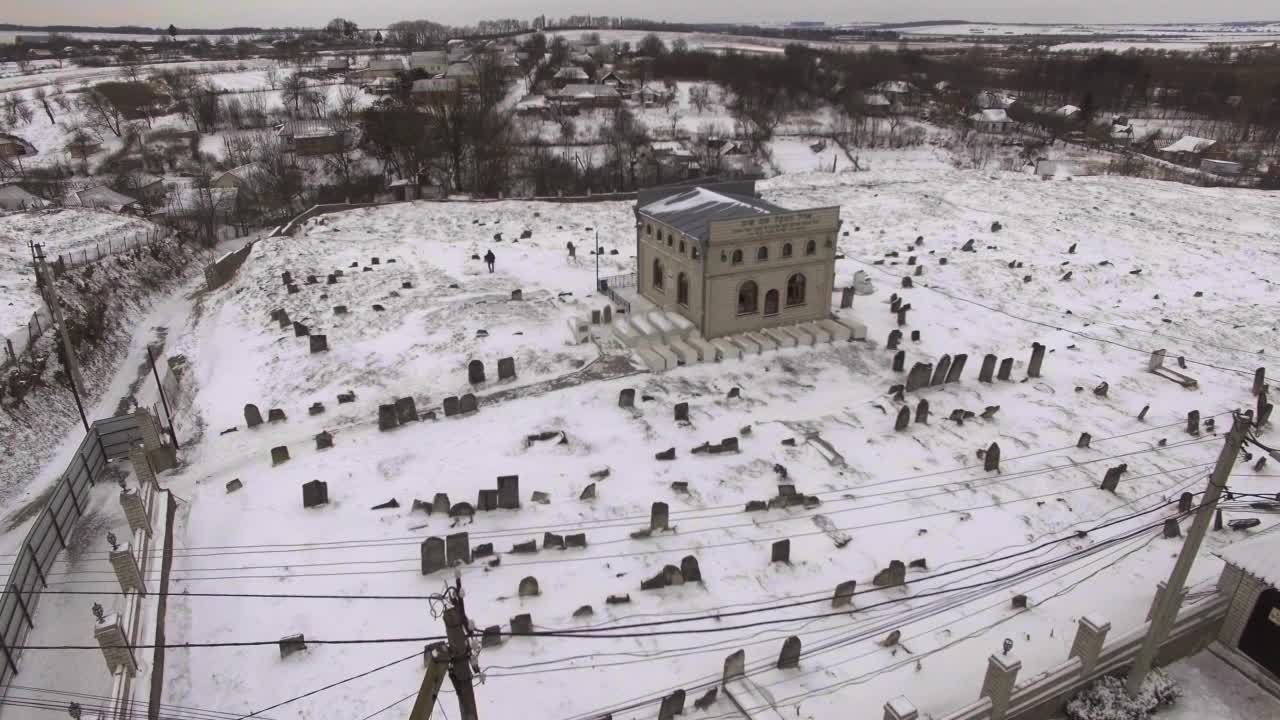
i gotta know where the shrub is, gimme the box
[1064,670,1181,720]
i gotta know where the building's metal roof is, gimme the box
[1216,531,1280,589]
[638,187,792,242]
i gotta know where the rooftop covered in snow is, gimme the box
[1216,532,1280,588]
[637,185,793,242]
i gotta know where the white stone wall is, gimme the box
[1217,564,1267,649]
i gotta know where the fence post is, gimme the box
[47,509,68,550]
[79,449,95,488]
[65,471,84,515]
[9,586,33,630]
[0,635,18,677]
[24,544,46,588]
[1069,614,1111,676]
[980,651,1022,720]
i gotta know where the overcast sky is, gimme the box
[5,1,1277,29]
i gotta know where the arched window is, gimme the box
[736,281,758,314]
[667,234,673,247]
[646,224,652,235]
[786,273,806,306]
[805,239,817,256]
[731,249,743,265]
[757,246,768,261]
[677,272,689,306]
[679,240,686,254]
[692,245,700,260]
[652,258,664,290]
[763,289,779,316]
[782,242,793,258]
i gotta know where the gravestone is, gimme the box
[327,274,337,285]
[293,321,310,337]
[279,634,306,658]
[724,650,746,684]
[518,575,541,597]
[277,311,290,329]
[477,489,499,511]
[591,310,601,325]
[946,354,967,383]
[449,502,474,519]
[309,335,328,353]
[681,556,702,583]
[1163,519,1181,538]
[309,402,325,416]
[432,494,451,514]
[694,689,718,711]
[905,363,932,392]
[887,329,902,350]
[771,539,790,563]
[662,565,685,586]
[443,396,460,417]
[511,289,523,301]
[915,399,930,424]
[225,479,242,493]
[602,305,612,323]
[468,360,486,384]
[1100,466,1123,492]
[474,543,494,558]
[268,408,287,423]
[271,446,290,466]
[979,355,997,383]
[776,636,801,669]
[378,405,398,431]
[497,357,516,380]
[302,480,328,508]
[482,626,502,648]
[338,391,355,404]
[840,287,855,309]
[931,355,952,386]
[651,502,670,531]
[619,389,635,408]
[832,580,857,608]
[244,404,263,428]
[315,431,333,450]
[674,402,689,422]
[565,533,587,548]
[1179,492,1194,513]
[287,284,300,294]
[459,394,478,414]
[911,330,921,342]
[892,351,905,372]
[1078,433,1091,449]
[509,614,532,635]
[446,532,471,565]
[894,406,910,431]
[873,560,907,587]
[498,475,520,509]
[511,540,537,553]
[1028,342,1046,378]
[902,276,913,289]
[998,358,1014,381]
[421,538,446,574]
[396,397,418,424]
[655,448,676,461]
[579,483,596,500]
[897,308,907,326]
[1186,410,1200,435]
[984,442,1000,472]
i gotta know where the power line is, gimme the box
[233,651,421,718]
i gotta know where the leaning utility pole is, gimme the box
[1125,412,1248,696]
[33,244,89,432]
[409,573,480,720]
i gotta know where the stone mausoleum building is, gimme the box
[634,181,841,340]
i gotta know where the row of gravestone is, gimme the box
[269,431,335,467]
[247,393,356,430]
[468,357,517,384]
[410,488,554,516]
[744,483,823,512]
[420,529,589,575]
[628,502,673,539]
[640,556,703,590]
[270,308,329,353]
[888,343,1046,397]
[379,397,426,430]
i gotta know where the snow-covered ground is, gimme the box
[78,150,1278,720]
[1156,651,1280,720]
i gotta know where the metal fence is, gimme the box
[0,414,143,686]
[1,306,53,372]
[53,226,170,274]
[597,272,635,315]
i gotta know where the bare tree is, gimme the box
[32,88,56,124]
[281,73,307,116]
[688,84,711,113]
[264,64,280,90]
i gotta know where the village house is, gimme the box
[161,187,240,241]
[553,66,590,88]
[548,84,621,110]
[211,162,263,190]
[0,133,37,159]
[970,109,1015,134]
[0,183,48,211]
[1159,136,1218,165]
[353,58,405,82]
[325,57,350,72]
[411,78,461,103]
[638,140,701,183]
[410,50,449,76]
[276,120,352,156]
[634,180,841,340]
[65,185,138,213]
[444,61,479,88]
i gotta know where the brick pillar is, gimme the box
[134,408,163,451]
[119,490,152,538]
[129,446,157,490]
[109,546,146,595]
[1069,613,1111,676]
[980,653,1022,720]
[883,697,919,720]
[1146,581,1187,622]
[94,614,137,676]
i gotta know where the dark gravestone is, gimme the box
[655,448,676,461]
[474,543,494,558]
[277,311,290,329]
[1179,492,1194,513]
[396,397,418,424]
[459,394,478,414]
[271,446,290,466]
[287,284,299,294]
[309,335,328,353]
[694,688,718,711]
[293,321,310,337]
[998,358,1014,381]
[873,560,907,587]
[446,532,471,565]
[771,539,790,563]
[1163,519,1181,538]
[892,350,905,372]
[421,537,446,574]
[674,402,690,422]
[309,402,325,416]
[894,406,910,431]
[902,276,913,289]
[281,270,293,284]
[906,363,933,392]
[887,329,902,350]
[619,389,636,408]
[279,634,306,658]
[602,305,613,323]
[1100,466,1124,492]
[268,408,287,423]
[579,483,596,500]
[509,614,532,635]
[468,360,486,384]
[327,274,338,285]
[477,489,499,511]
[915,399,930,424]
[518,576,540,597]
[776,636,801,669]
[225,479,243,493]
[511,540,537,553]
[497,357,516,380]
[1028,342,1046,378]
[564,533,587,549]
[591,310,601,325]
[931,355,952,386]
[482,626,502,648]
[1078,433,1092,449]
[302,480,328,508]
[946,354,967,383]
[897,308,907,326]
[840,287,855,309]
[1186,410,1200,435]
[498,475,520,509]
[979,354,997,383]
[315,431,333,450]
[510,289,523,301]
[832,580,857,608]
[338,392,355,404]
[984,442,1000,472]
[911,330,921,342]
[449,502,475,519]
[371,499,399,510]
[244,404,263,427]
[651,502,670,531]
[378,404,399,431]
[443,396,460,417]
[432,494,451,514]
[681,555,702,582]
[720,437,740,453]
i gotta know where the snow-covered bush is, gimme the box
[1064,670,1181,720]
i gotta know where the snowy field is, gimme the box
[76,151,1280,720]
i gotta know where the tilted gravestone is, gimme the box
[443,396,460,417]
[619,389,635,408]
[894,406,910,431]
[420,537,446,575]
[947,354,967,383]
[674,402,689,422]
[244,404,263,428]
[293,321,310,337]
[979,354,997,383]
[681,555,702,583]
[446,532,471,565]
[509,614,532,635]
[1078,433,1092,449]
[931,355,952,386]
[270,446,290,466]
[468,360,486,384]
[915,399,930,425]
[997,358,1014,381]
[459,394,478,414]
[1028,342,1046,378]
[832,580,857,608]
[302,480,328,508]
[579,483,596,500]
[315,431,333,450]
[268,408,287,423]
[396,397,418,424]
[497,475,520,509]
[771,539,790,563]
[497,357,516,380]
[887,329,902,350]
[378,404,398,431]
[776,636,801,669]
[984,442,1001,472]
[905,363,933,392]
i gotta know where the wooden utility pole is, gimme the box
[33,243,89,432]
[409,574,480,720]
[1125,413,1248,696]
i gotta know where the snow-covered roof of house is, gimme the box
[649,140,694,158]
[515,95,549,109]
[555,66,590,80]
[213,162,262,185]
[366,58,405,72]
[165,187,238,217]
[0,132,37,156]
[861,93,891,107]
[445,62,476,78]
[1216,532,1280,588]
[975,91,1017,109]
[0,184,47,209]
[971,109,1011,123]
[553,84,618,99]
[412,78,459,92]
[410,50,447,66]
[1159,136,1217,154]
[638,187,792,242]
[873,80,914,94]
[1055,104,1081,116]
[277,119,350,140]
[66,185,137,211]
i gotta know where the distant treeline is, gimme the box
[0,23,293,35]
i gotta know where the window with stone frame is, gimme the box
[737,280,758,314]
[786,273,806,306]
[731,249,743,265]
[757,246,768,261]
[677,272,689,306]
[652,258,664,290]
[782,242,793,258]
[805,239,817,256]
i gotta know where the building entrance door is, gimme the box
[1239,587,1280,679]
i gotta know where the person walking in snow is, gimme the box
[484,249,496,273]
